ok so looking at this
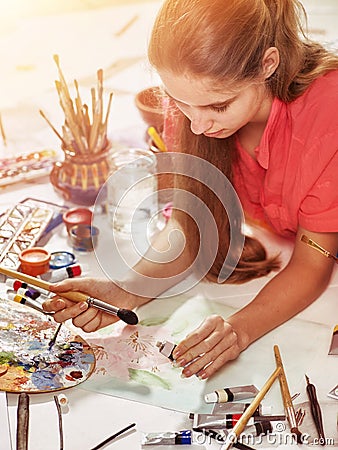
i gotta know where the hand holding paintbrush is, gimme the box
[0,265,138,325]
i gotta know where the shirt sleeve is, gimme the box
[299,148,338,232]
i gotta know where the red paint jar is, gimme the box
[62,207,93,233]
[19,247,51,276]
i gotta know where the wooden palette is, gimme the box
[0,297,95,393]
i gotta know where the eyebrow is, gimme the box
[163,89,236,108]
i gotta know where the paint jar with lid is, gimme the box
[19,247,51,276]
[69,224,99,252]
[62,207,93,234]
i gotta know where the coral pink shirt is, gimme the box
[233,70,338,237]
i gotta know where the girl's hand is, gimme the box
[172,315,247,379]
[42,277,139,332]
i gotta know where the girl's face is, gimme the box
[159,70,272,139]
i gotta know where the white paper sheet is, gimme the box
[0,391,12,450]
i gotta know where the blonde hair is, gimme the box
[148,0,338,283]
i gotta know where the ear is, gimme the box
[262,47,280,79]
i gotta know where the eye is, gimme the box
[210,104,229,113]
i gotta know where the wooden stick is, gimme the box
[39,110,65,144]
[55,81,86,154]
[89,69,103,152]
[222,366,282,450]
[103,91,113,136]
[274,345,303,443]
[114,14,139,37]
[0,113,7,146]
[54,395,64,450]
[16,393,29,450]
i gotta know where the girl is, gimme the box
[44,0,338,379]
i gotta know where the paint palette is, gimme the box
[0,199,54,270]
[0,149,57,187]
[0,297,95,393]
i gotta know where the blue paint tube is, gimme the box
[141,430,192,445]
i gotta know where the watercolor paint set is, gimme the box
[0,149,58,187]
[0,198,65,270]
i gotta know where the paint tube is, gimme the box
[212,402,272,416]
[192,413,255,429]
[7,292,53,315]
[204,384,259,403]
[141,430,192,445]
[193,428,228,444]
[191,412,285,429]
[156,340,177,361]
[6,278,51,297]
[328,325,338,355]
[39,264,84,283]
[194,421,273,441]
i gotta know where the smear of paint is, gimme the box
[128,368,172,390]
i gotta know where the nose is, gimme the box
[189,110,213,135]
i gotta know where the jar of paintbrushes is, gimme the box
[42,55,113,206]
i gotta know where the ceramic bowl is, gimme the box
[135,86,165,131]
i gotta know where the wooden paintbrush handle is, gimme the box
[16,393,29,450]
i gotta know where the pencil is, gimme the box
[147,126,167,152]
[221,366,282,450]
[90,423,136,450]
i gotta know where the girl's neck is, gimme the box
[237,95,274,159]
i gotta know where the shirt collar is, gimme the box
[254,97,284,169]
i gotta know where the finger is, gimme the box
[173,316,227,361]
[180,333,232,377]
[49,277,96,293]
[196,343,241,379]
[72,305,101,330]
[52,301,88,323]
[42,297,69,313]
[180,330,237,377]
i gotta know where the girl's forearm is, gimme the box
[227,258,334,352]
[119,219,193,302]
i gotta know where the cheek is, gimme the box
[175,103,191,119]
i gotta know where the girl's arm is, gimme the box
[43,218,192,330]
[173,227,337,379]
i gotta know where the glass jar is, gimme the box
[107,148,158,236]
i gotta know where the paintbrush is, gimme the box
[0,266,138,325]
[300,235,338,263]
[48,323,63,350]
[221,366,282,449]
[16,392,29,450]
[274,345,303,443]
[0,113,7,146]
